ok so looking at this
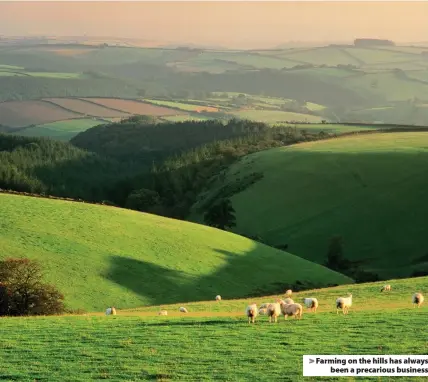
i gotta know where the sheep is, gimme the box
[245,303,258,324]
[280,302,303,320]
[215,295,222,301]
[336,294,352,315]
[179,307,188,313]
[283,298,294,305]
[267,303,281,323]
[303,298,319,313]
[412,293,424,308]
[259,303,271,309]
[381,284,391,292]
[285,289,292,297]
[105,307,117,316]
[258,307,268,315]
[158,310,168,316]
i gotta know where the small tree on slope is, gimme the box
[0,258,65,316]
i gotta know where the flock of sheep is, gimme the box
[105,286,425,319]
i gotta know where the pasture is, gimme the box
[0,193,350,312]
[145,99,219,113]
[17,118,104,140]
[228,110,324,123]
[191,131,428,279]
[0,276,427,381]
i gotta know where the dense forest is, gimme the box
[0,118,332,214]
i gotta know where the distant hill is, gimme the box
[191,131,428,279]
[0,193,352,311]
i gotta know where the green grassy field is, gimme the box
[17,118,104,140]
[191,132,428,279]
[0,276,426,381]
[229,110,324,123]
[0,193,351,312]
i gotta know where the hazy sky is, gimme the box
[1,1,428,48]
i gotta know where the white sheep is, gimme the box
[245,303,258,324]
[105,307,117,316]
[285,289,292,297]
[336,294,352,315]
[381,284,391,292]
[158,310,168,316]
[215,295,222,301]
[259,303,271,309]
[280,302,303,320]
[179,307,188,313]
[258,307,268,315]
[283,298,294,305]
[412,293,424,308]
[267,303,281,323]
[303,298,319,313]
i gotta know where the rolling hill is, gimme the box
[0,193,352,311]
[191,131,428,279]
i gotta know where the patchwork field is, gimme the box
[44,98,131,118]
[83,98,184,116]
[191,131,428,279]
[0,193,350,312]
[17,118,104,140]
[0,100,81,128]
[145,99,219,113]
[0,276,426,381]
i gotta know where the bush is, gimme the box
[0,258,65,316]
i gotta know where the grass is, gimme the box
[145,99,219,112]
[0,193,351,312]
[191,132,428,279]
[0,276,426,381]
[229,109,324,123]
[17,119,103,140]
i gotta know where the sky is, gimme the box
[0,1,428,48]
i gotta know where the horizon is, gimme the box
[1,1,427,49]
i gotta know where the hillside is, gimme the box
[0,193,352,311]
[1,276,426,381]
[191,131,428,279]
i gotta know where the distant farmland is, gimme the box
[44,98,130,118]
[81,98,183,116]
[0,100,80,128]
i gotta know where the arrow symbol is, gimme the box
[309,359,314,364]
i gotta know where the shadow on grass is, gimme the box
[105,243,344,306]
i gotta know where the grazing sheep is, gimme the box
[246,303,258,324]
[267,303,281,323]
[381,284,391,292]
[158,310,168,316]
[303,298,319,313]
[285,289,292,297]
[280,302,303,320]
[105,307,117,316]
[258,307,268,315]
[179,307,188,313]
[259,303,270,309]
[413,293,424,308]
[336,294,352,315]
[215,295,222,301]
[283,298,294,305]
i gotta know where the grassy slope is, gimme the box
[0,193,351,312]
[191,132,428,278]
[1,276,426,381]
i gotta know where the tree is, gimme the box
[324,236,351,272]
[203,199,236,230]
[125,188,162,213]
[0,258,65,316]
